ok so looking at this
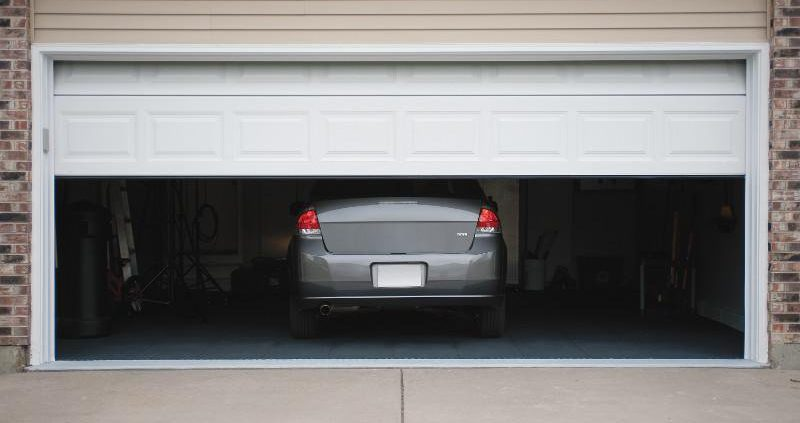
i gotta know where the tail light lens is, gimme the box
[296,209,321,235]
[477,208,501,233]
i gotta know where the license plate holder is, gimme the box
[371,263,426,288]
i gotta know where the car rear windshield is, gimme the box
[309,179,485,201]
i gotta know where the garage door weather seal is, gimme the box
[29,359,766,371]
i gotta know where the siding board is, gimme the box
[33,28,769,44]
[36,0,767,15]
[32,0,769,43]
[35,13,766,31]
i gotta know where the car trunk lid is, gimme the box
[315,197,481,254]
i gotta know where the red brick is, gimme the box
[0,295,28,306]
[0,316,27,326]
[0,337,28,346]
[771,0,800,344]
[0,0,29,349]
[0,285,28,296]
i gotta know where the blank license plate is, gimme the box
[372,263,426,288]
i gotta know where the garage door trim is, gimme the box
[29,43,770,368]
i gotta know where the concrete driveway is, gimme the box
[0,368,798,423]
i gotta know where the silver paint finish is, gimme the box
[290,195,506,308]
[291,234,505,299]
[315,197,481,254]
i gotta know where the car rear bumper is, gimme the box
[290,234,506,309]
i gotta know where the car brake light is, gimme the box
[297,209,321,235]
[477,208,501,233]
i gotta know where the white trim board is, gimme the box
[29,359,767,372]
[29,43,770,368]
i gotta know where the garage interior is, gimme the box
[54,177,744,360]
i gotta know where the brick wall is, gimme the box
[0,0,31,356]
[771,0,800,367]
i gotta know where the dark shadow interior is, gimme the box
[54,177,744,360]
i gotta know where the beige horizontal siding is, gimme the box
[35,13,767,31]
[32,29,768,44]
[33,0,768,44]
[34,0,768,15]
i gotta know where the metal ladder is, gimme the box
[108,180,139,293]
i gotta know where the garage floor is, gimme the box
[57,294,743,361]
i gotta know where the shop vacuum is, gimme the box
[57,201,112,338]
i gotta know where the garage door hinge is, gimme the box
[42,128,49,153]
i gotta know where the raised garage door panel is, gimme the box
[53,62,746,176]
[54,61,745,96]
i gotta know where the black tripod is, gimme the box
[127,180,227,318]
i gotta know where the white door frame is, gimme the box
[29,43,770,367]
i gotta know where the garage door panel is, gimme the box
[407,112,480,160]
[58,112,138,163]
[664,112,741,158]
[54,95,745,176]
[576,112,654,158]
[234,112,311,161]
[321,112,397,160]
[491,112,569,159]
[148,113,224,160]
[54,61,745,96]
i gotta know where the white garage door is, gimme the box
[53,61,746,177]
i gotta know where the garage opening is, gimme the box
[45,58,753,363]
[54,177,743,360]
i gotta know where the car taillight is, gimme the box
[477,208,501,233]
[296,209,321,235]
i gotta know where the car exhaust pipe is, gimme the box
[319,304,332,317]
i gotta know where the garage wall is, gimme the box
[526,180,638,289]
[32,0,768,43]
[636,180,745,331]
[241,180,309,261]
[524,180,574,282]
[525,179,744,330]
[572,182,637,286]
[693,181,745,331]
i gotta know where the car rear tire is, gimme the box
[289,297,319,339]
[478,297,506,338]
